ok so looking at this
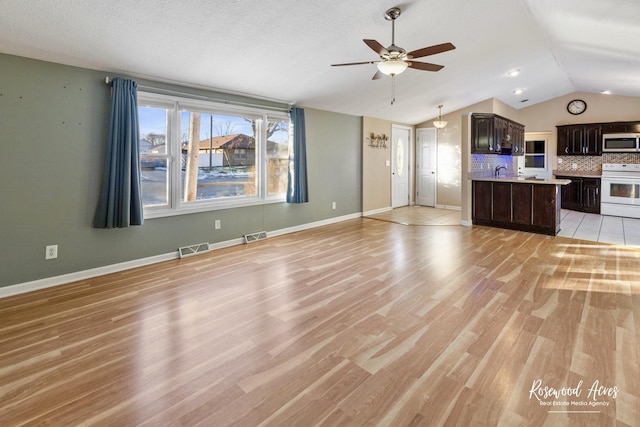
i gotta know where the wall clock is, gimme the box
[567,99,587,115]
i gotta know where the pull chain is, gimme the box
[391,74,396,105]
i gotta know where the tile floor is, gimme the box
[558,210,640,248]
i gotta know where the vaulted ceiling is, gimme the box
[1,0,638,124]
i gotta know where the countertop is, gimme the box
[469,173,571,185]
[552,170,602,178]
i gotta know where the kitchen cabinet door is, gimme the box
[582,178,601,213]
[512,123,525,156]
[492,182,512,222]
[557,176,582,210]
[556,127,570,155]
[473,181,492,220]
[512,184,532,224]
[568,127,584,154]
[532,185,556,230]
[583,125,601,155]
[471,115,495,154]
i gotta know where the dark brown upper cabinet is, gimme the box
[471,113,525,155]
[556,123,601,155]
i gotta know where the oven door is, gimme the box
[601,177,640,205]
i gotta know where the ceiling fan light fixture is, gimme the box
[377,59,408,76]
[433,105,447,129]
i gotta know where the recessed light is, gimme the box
[601,90,612,95]
[513,88,524,95]
[507,70,520,77]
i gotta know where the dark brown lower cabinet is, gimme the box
[492,182,512,222]
[473,181,492,221]
[532,185,558,229]
[512,184,532,225]
[582,178,601,214]
[472,180,562,236]
[555,176,600,214]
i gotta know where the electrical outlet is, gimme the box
[214,219,221,230]
[332,202,337,210]
[45,245,58,260]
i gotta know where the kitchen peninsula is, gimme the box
[471,174,571,236]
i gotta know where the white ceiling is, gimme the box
[1,0,638,124]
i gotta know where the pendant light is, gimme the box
[433,104,447,129]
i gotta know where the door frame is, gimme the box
[416,127,437,207]
[391,124,413,208]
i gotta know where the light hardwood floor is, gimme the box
[365,206,461,226]
[1,217,639,426]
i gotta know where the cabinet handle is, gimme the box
[565,147,569,154]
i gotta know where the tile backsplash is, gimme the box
[470,154,514,173]
[556,153,640,171]
[471,153,640,175]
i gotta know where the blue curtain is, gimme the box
[287,107,309,203]
[93,78,143,228]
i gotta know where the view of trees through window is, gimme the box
[138,94,291,214]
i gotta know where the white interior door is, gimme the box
[417,128,437,206]
[392,125,410,208]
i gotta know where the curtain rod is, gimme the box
[105,76,293,113]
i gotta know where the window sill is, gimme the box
[143,196,287,219]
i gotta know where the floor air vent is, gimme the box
[178,242,210,258]
[244,231,267,243]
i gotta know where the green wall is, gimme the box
[0,54,362,288]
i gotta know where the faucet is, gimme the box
[494,165,507,177]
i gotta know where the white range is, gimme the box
[601,163,640,218]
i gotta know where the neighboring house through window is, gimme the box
[138,91,291,218]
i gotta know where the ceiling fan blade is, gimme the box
[407,42,456,59]
[408,61,444,72]
[331,61,377,67]
[363,39,389,56]
[372,70,383,80]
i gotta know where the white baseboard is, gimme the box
[435,204,462,211]
[269,212,362,237]
[0,252,179,299]
[362,207,392,216]
[0,212,363,299]
[208,238,245,250]
[460,220,473,227]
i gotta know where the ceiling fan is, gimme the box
[331,7,455,103]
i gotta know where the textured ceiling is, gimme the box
[1,0,638,124]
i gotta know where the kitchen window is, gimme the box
[524,138,548,172]
[138,91,291,218]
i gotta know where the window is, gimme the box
[524,138,547,171]
[138,92,291,218]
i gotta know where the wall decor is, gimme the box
[368,132,389,148]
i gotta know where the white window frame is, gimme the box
[138,91,290,219]
[523,134,549,174]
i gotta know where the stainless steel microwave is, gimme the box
[602,133,640,152]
